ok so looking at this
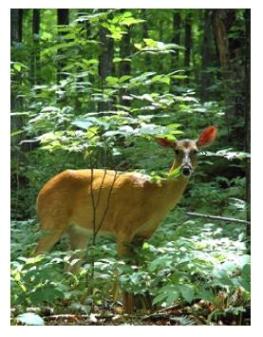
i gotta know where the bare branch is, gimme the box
[88,157,97,246]
[95,169,107,209]
[95,170,118,237]
[186,211,250,225]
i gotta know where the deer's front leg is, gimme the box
[117,235,153,314]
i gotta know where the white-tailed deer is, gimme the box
[35,126,217,312]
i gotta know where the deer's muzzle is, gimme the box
[181,165,192,177]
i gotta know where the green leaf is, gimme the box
[143,38,157,47]
[24,256,44,265]
[120,17,145,26]
[240,264,250,291]
[152,292,169,306]
[134,42,142,50]
[11,130,25,137]
[30,284,64,304]
[134,123,166,136]
[72,117,104,130]
[197,288,215,301]
[119,125,134,134]
[153,285,180,306]
[152,74,170,85]
[14,63,22,72]
[168,167,181,179]
[119,75,132,82]
[105,76,120,86]
[178,284,194,303]
[149,255,171,272]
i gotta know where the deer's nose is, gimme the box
[182,166,192,177]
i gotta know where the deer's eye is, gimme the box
[175,149,180,155]
[191,149,198,155]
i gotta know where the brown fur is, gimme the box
[35,168,189,256]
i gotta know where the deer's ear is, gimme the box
[156,137,176,148]
[196,126,217,148]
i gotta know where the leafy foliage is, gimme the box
[11,8,250,325]
[11,194,250,324]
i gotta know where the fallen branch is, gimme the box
[186,212,250,225]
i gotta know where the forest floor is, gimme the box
[23,300,250,326]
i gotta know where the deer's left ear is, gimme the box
[156,137,176,148]
[196,126,217,148]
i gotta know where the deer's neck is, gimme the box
[154,160,189,209]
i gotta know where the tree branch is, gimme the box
[186,211,250,225]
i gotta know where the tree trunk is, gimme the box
[142,9,149,39]
[119,26,131,105]
[212,10,232,139]
[98,26,114,111]
[158,17,165,73]
[11,9,23,44]
[212,9,250,240]
[57,9,69,83]
[57,9,69,25]
[141,9,151,70]
[171,10,181,67]
[244,9,250,157]
[31,9,41,85]
[98,28,114,80]
[32,9,40,40]
[184,12,192,81]
[244,9,251,242]
[119,27,131,77]
[11,9,24,210]
[11,9,23,111]
[200,10,213,101]
[212,10,230,70]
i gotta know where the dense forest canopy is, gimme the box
[11,8,250,325]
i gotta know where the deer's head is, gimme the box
[157,126,217,177]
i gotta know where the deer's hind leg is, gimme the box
[34,228,65,255]
[34,211,69,255]
[66,224,90,273]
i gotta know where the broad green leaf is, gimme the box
[178,284,194,303]
[106,76,120,86]
[152,74,170,85]
[120,17,145,26]
[153,285,180,306]
[72,117,105,130]
[197,288,214,301]
[168,167,181,179]
[14,63,22,72]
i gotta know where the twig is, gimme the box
[88,157,96,285]
[186,211,250,225]
[89,161,96,246]
[141,312,172,321]
[94,170,118,237]
[95,169,107,209]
